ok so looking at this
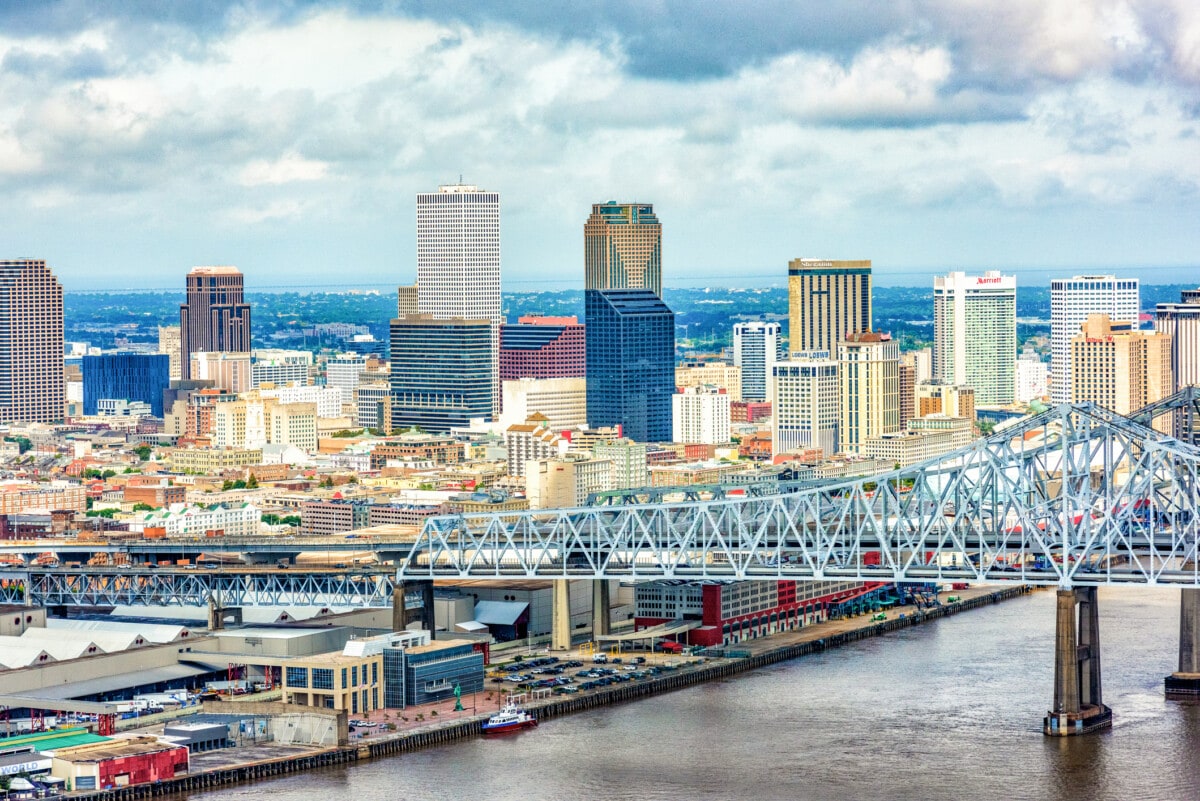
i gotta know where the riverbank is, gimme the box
[71,585,1030,801]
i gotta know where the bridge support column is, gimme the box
[1044,587,1111,736]
[392,581,436,631]
[592,580,611,638]
[551,580,571,651]
[1165,588,1200,698]
[207,600,241,630]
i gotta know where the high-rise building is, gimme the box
[500,377,588,430]
[326,355,367,401]
[787,259,872,355]
[397,283,418,317]
[0,259,64,424]
[733,321,781,402]
[1015,350,1049,403]
[584,202,662,297]
[179,266,252,381]
[932,271,1016,405]
[499,315,586,381]
[416,183,501,419]
[1071,315,1172,431]
[675,362,742,402]
[190,351,252,394]
[772,353,839,457]
[898,362,916,429]
[82,353,170,417]
[1156,288,1200,391]
[251,349,312,388]
[585,289,675,443]
[672,385,731,445]
[389,315,493,434]
[157,326,182,381]
[838,332,900,453]
[1050,275,1139,404]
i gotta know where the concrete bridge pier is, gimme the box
[1045,587,1112,736]
[1165,588,1200,698]
[207,598,242,631]
[592,580,611,638]
[551,580,571,651]
[391,581,435,632]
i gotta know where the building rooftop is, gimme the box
[188,265,242,275]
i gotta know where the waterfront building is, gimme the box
[499,315,585,381]
[526,453,613,508]
[932,271,1016,405]
[190,351,252,394]
[250,349,312,388]
[1016,350,1049,403]
[1050,274,1139,404]
[916,380,976,420]
[584,201,662,297]
[1070,314,1172,431]
[499,377,588,430]
[0,259,64,424]
[416,183,501,419]
[180,266,252,381]
[772,353,838,457]
[733,321,782,402]
[672,385,731,445]
[837,332,900,454]
[382,639,484,709]
[157,326,182,381]
[389,316,493,434]
[787,258,872,355]
[585,289,675,443]
[82,353,170,417]
[675,362,742,402]
[283,650,383,715]
[1155,287,1200,391]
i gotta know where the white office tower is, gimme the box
[1050,275,1139,404]
[416,183,502,418]
[772,354,838,457]
[326,355,367,400]
[1015,350,1048,403]
[672,385,732,445]
[733,321,781,402]
[932,271,1016,406]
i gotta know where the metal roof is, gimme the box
[0,728,109,753]
[472,600,528,627]
[17,662,221,701]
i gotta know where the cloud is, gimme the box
[239,152,329,186]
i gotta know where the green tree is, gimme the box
[86,508,118,519]
[101,469,117,479]
[133,445,153,461]
[245,474,259,489]
[132,503,154,512]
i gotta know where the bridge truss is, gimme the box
[402,398,1200,586]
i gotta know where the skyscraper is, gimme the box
[82,353,170,417]
[157,326,182,381]
[772,353,839,457]
[585,289,675,442]
[0,259,64,424]
[787,259,872,355]
[838,332,900,453]
[733,321,781,402]
[1050,275,1139,404]
[416,183,501,419]
[500,316,586,381]
[389,315,493,434]
[932,271,1017,405]
[1071,315,1171,432]
[585,202,663,297]
[1156,288,1200,391]
[180,266,252,380]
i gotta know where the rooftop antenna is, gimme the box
[459,173,463,185]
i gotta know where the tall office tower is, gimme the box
[250,349,313,388]
[179,266,252,381]
[585,289,675,443]
[672,385,731,445]
[837,332,900,454]
[326,355,367,400]
[0,259,64,424]
[932,271,1017,405]
[898,361,916,429]
[82,353,170,417]
[416,183,501,419]
[190,352,252,394]
[499,315,586,381]
[1156,288,1200,391]
[389,316,492,434]
[787,259,872,355]
[1050,275,1139,404]
[733,321,781,402]
[1071,315,1172,432]
[397,283,418,317]
[772,353,839,457]
[584,202,663,297]
[157,326,182,381]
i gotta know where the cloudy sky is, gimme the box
[2,1,1199,291]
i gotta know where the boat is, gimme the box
[481,703,538,734]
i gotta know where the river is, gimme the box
[186,587,1200,801]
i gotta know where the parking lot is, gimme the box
[486,652,697,696]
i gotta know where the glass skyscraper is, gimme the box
[585,289,675,442]
[82,353,170,417]
[389,316,492,434]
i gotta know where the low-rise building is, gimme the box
[127,503,261,538]
[382,639,485,709]
[283,651,384,715]
[165,448,263,474]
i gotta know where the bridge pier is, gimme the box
[1165,588,1200,698]
[551,580,571,651]
[207,600,242,631]
[392,581,435,631]
[1044,587,1111,736]
[592,580,611,638]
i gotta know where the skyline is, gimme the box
[1,3,1198,289]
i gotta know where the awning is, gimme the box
[19,662,223,701]
[473,601,528,627]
